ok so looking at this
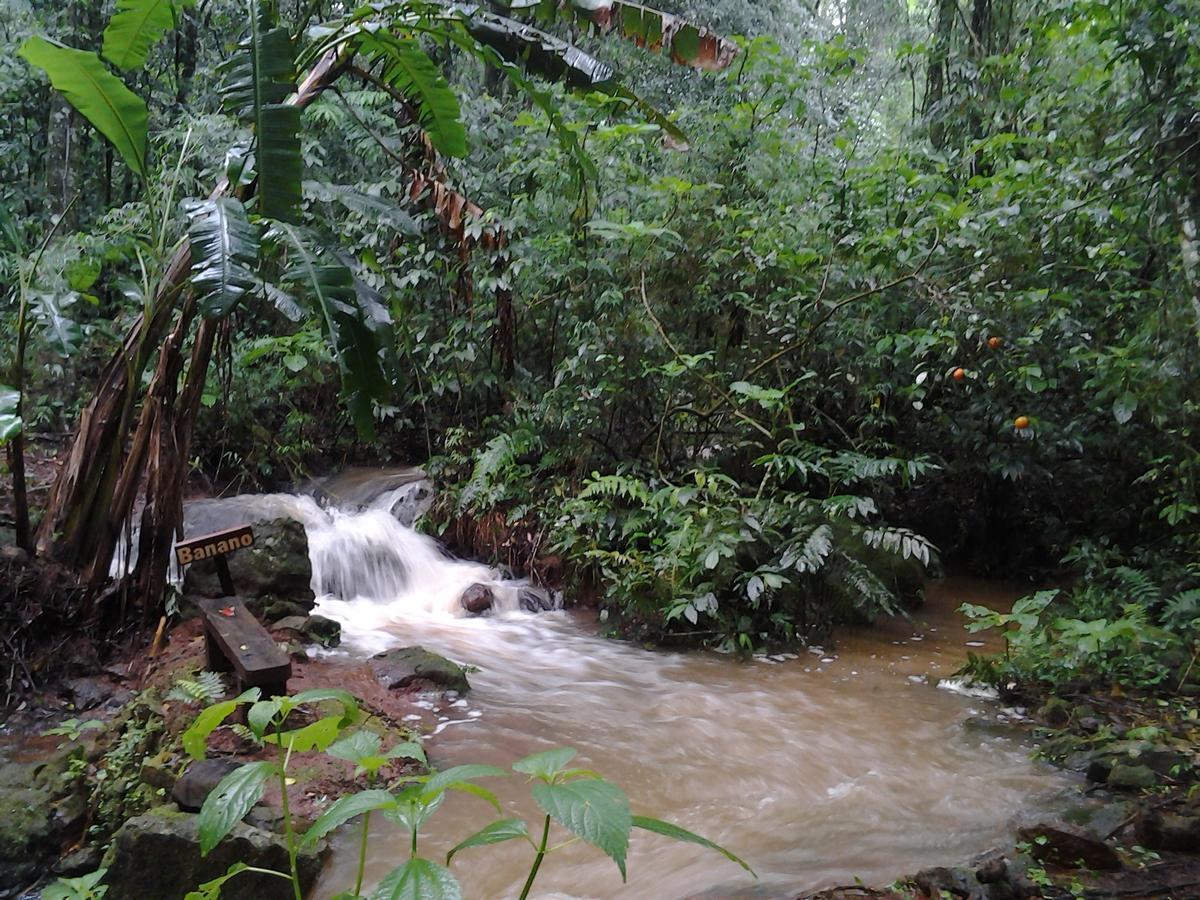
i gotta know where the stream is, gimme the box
[207,472,1076,898]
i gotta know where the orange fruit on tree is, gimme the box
[988,336,1002,349]
[952,367,966,381]
[1014,415,1030,430]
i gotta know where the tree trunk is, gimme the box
[925,0,958,149]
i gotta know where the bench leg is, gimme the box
[237,676,289,699]
[205,629,234,673]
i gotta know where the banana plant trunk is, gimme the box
[37,46,351,616]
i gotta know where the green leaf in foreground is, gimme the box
[198,761,275,854]
[102,0,178,71]
[18,36,148,178]
[0,386,21,445]
[512,747,576,779]
[184,862,250,900]
[181,688,260,759]
[371,857,462,900]
[532,778,631,879]
[446,817,530,862]
[300,788,396,850]
[632,815,756,875]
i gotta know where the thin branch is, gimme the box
[639,271,772,439]
[746,231,941,379]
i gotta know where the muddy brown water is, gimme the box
[313,577,1074,899]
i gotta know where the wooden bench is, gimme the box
[197,596,291,697]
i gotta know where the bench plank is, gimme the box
[197,596,291,695]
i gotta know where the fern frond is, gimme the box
[166,670,227,705]
[1111,566,1162,606]
[779,523,833,574]
[861,526,935,567]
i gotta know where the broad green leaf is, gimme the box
[261,714,345,752]
[357,33,466,158]
[184,198,260,318]
[41,868,109,900]
[299,789,395,850]
[326,730,382,763]
[257,104,303,221]
[102,0,179,71]
[385,742,427,765]
[371,858,461,900]
[422,764,507,798]
[198,761,275,854]
[532,779,631,878]
[274,225,391,436]
[512,747,576,779]
[183,863,250,900]
[384,787,444,834]
[329,733,426,776]
[446,818,529,862]
[19,37,148,179]
[181,688,260,759]
[1113,392,1137,425]
[632,815,755,874]
[247,698,282,739]
[442,779,501,812]
[33,292,82,357]
[0,386,22,445]
[219,10,301,221]
[288,688,361,724]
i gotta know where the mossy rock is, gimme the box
[101,807,324,900]
[0,761,57,892]
[370,646,471,694]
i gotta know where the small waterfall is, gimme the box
[172,471,553,649]
[307,504,522,616]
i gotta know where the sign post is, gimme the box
[174,525,255,596]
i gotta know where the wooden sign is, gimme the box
[175,525,255,566]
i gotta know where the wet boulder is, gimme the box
[1016,822,1121,870]
[1135,809,1200,852]
[271,615,341,648]
[518,584,556,612]
[370,646,471,694]
[304,614,341,648]
[912,865,984,899]
[461,583,494,615]
[102,807,324,900]
[1107,764,1159,790]
[171,759,240,812]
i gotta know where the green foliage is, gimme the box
[42,717,105,744]
[102,0,182,71]
[183,198,261,318]
[42,868,108,900]
[198,761,276,854]
[17,37,148,179]
[177,693,749,899]
[960,556,1200,692]
[0,385,20,444]
[356,32,468,158]
[554,459,933,650]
